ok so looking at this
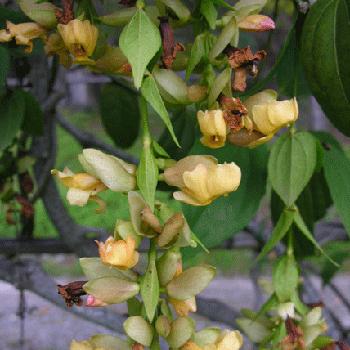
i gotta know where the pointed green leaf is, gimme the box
[294,212,339,267]
[273,255,299,302]
[20,90,44,136]
[256,209,295,262]
[140,246,159,322]
[119,10,161,88]
[268,132,317,206]
[200,0,218,29]
[141,76,179,146]
[159,0,191,22]
[208,67,231,107]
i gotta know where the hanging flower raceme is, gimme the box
[163,155,241,206]
[52,148,136,210]
[96,236,139,270]
[0,21,46,53]
[57,19,98,64]
[228,90,299,147]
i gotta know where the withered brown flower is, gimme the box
[55,0,74,25]
[225,46,267,92]
[159,17,184,69]
[280,317,305,350]
[57,280,87,307]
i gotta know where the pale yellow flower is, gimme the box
[57,19,98,64]
[169,297,197,316]
[229,90,299,148]
[70,340,94,350]
[164,155,241,206]
[51,168,107,211]
[197,110,227,149]
[96,236,139,269]
[0,21,46,53]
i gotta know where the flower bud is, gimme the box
[216,330,243,350]
[155,315,171,338]
[79,148,136,192]
[164,156,241,206]
[238,15,275,32]
[114,220,141,247]
[236,317,269,343]
[57,19,98,64]
[85,295,108,307]
[169,296,197,317]
[93,46,130,74]
[83,276,139,304]
[197,110,227,149]
[19,0,57,28]
[157,250,182,286]
[181,341,202,350]
[167,317,195,349]
[227,129,273,148]
[187,85,207,103]
[123,316,154,347]
[157,213,184,247]
[0,21,46,53]
[96,236,139,269]
[277,302,295,320]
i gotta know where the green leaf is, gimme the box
[166,265,216,300]
[83,277,140,304]
[276,27,309,97]
[0,46,10,89]
[256,209,295,262]
[137,144,158,211]
[208,67,231,107]
[20,90,44,135]
[273,255,299,302]
[294,211,339,267]
[186,33,214,80]
[183,141,268,254]
[19,0,57,28]
[320,241,350,284]
[119,9,161,88]
[200,0,218,29]
[140,246,159,322]
[0,90,25,151]
[152,140,170,158]
[127,297,142,316]
[99,83,140,148]
[159,0,191,22]
[158,107,196,160]
[209,17,237,60]
[319,135,350,238]
[268,132,317,207]
[141,76,179,146]
[301,0,350,136]
[255,293,278,319]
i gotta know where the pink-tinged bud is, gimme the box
[85,295,108,307]
[238,15,275,32]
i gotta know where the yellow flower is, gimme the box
[70,340,94,350]
[0,21,46,53]
[96,236,139,269]
[228,90,299,148]
[164,155,241,206]
[45,33,72,68]
[51,168,107,211]
[57,19,98,64]
[197,110,227,149]
[169,297,197,316]
[214,331,243,350]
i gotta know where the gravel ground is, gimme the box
[0,276,349,350]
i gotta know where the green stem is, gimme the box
[140,96,152,148]
[287,229,294,257]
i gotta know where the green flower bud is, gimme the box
[123,316,154,347]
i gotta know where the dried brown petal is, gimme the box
[159,17,185,69]
[281,318,305,350]
[55,0,74,25]
[57,280,87,307]
[132,343,145,350]
[141,207,162,234]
